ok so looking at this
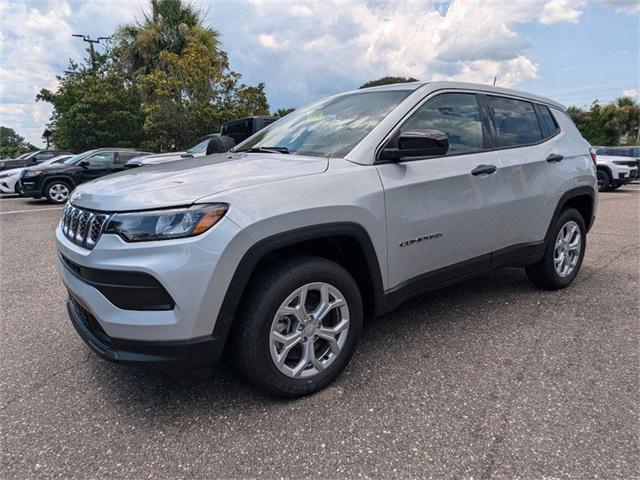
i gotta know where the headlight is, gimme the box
[23,170,43,178]
[0,173,10,179]
[104,204,228,242]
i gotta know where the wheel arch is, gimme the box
[544,186,596,244]
[43,175,77,189]
[212,222,385,347]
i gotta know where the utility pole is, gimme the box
[72,34,110,71]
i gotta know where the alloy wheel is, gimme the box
[49,183,69,203]
[269,282,350,379]
[553,220,581,277]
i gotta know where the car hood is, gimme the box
[71,153,329,211]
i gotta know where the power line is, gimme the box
[71,34,110,71]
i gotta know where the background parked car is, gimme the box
[0,149,73,171]
[0,154,73,195]
[127,116,277,166]
[20,148,152,204]
[595,150,639,191]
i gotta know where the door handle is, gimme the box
[546,153,564,163]
[471,164,497,176]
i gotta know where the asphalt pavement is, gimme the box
[1,186,639,479]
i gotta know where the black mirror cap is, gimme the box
[78,160,89,167]
[381,129,449,161]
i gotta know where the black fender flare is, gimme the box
[544,185,596,245]
[211,222,385,351]
[42,175,77,191]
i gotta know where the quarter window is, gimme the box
[537,105,560,138]
[398,93,484,155]
[488,97,543,147]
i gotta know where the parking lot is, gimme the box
[1,186,638,479]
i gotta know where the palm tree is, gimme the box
[113,0,220,78]
[601,97,640,144]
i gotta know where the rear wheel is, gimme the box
[525,208,586,290]
[596,169,611,192]
[234,256,363,397]
[44,180,71,204]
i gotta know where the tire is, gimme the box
[596,169,611,192]
[44,180,72,204]
[525,207,586,290]
[206,134,236,155]
[233,255,363,398]
[14,182,22,196]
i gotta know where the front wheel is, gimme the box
[234,256,363,397]
[45,180,71,204]
[525,208,586,290]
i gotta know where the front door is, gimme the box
[78,151,117,183]
[376,92,500,290]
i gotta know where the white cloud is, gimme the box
[1,0,595,145]
[602,0,640,13]
[622,88,639,98]
[540,0,586,24]
[0,0,134,145]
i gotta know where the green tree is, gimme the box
[139,37,269,150]
[568,97,639,146]
[359,76,419,89]
[274,107,295,117]
[0,126,36,158]
[37,52,146,151]
[112,0,221,78]
[600,96,640,144]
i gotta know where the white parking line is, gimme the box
[0,206,64,215]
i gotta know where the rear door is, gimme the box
[376,92,500,289]
[487,96,563,251]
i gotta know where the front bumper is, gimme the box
[0,180,16,193]
[67,295,224,368]
[57,213,251,343]
[20,177,44,198]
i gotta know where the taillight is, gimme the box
[589,148,597,166]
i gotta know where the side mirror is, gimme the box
[77,160,89,168]
[380,129,449,161]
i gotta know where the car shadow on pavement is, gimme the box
[81,266,540,421]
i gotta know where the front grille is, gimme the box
[61,204,110,249]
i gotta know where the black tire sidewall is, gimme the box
[237,257,363,397]
[542,208,587,288]
[597,170,610,192]
[45,180,71,204]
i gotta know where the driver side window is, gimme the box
[398,93,484,155]
[86,152,114,166]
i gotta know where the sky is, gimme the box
[0,0,638,146]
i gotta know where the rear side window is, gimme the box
[537,105,560,138]
[117,152,141,163]
[399,93,484,155]
[487,96,543,147]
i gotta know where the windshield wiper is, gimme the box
[237,146,289,154]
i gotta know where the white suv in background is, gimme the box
[56,82,597,397]
[595,147,639,191]
[0,155,73,195]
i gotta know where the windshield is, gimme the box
[186,138,210,155]
[236,90,411,157]
[64,150,96,165]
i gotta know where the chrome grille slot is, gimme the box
[60,204,110,250]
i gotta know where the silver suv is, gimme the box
[57,82,597,397]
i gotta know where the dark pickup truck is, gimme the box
[127,116,278,166]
